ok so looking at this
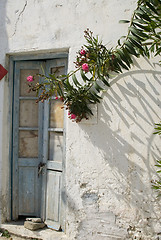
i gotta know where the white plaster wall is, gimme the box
[0,0,161,239]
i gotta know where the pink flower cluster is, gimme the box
[27,75,33,82]
[80,49,86,55]
[68,112,77,120]
[82,63,89,72]
[79,49,89,72]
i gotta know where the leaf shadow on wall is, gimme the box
[78,58,161,234]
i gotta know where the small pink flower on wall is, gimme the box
[27,75,33,82]
[82,63,89,72]
[80,49,86,55]
[70,114,76,119]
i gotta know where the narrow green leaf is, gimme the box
[123,47,133,64]
[133,18,148,24]
[129,38,145,51]
[80,69,88,82]
[100,75,110,87]
[112,60,123,73]
[94,82,104,93]
[124,42,139,56]
[117,36,126,46]
[139,5,152,15]
[128,27,148,38]
[146,2,158,14]
[133,22,151,31]
[119,20,130,24]
[89,91,101,103]
[115,54,129,70]
[155,47,161,56]
[134,9,145,16]
[128,34,142,43]
[72,74,81,87]
[131,31,145,41]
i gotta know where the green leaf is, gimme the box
[139,5,152,15]
[89,91,101,103]
[128,34,141,43]
[94,82,104,93]
[133,22,151,31]
[118,36,126,46]
[123,47,133,64]
[117,48,131,67]
[146,1,158,14]
[112,60,123,73]
[100,75,110,87]
[119,20,130,24]
[133,18,148,24]
[124,41,139,56]
[64,77,73,91]
[80,69,89,82]
[155,47,161,56]
[72,74,81,87]
[115,54,129,70]
[128,27,148,39]
[128,38,145,51]
[116,49,131,67]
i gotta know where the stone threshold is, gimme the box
[1,221,67,240]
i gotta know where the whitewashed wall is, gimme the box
[0,0,161,239]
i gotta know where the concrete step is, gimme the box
[1,221,67,240]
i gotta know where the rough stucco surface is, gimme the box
[0,0,161,239]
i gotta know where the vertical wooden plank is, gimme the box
[45,171,62,230]
[12,61,20,219]
[9,57,14,220]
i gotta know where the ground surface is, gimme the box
[1,222,67,240]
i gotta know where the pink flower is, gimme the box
[80,49,86,55]
[55,96,59,100]
[27,75,33,82]
[82,63,89,72]
[70,114,76,119]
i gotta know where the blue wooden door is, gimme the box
[12,60,45,218]
[12,57,67,230]
[42,58,67,230]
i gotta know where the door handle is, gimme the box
[38,162,46,177]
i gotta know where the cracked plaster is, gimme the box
[0,0,161,239]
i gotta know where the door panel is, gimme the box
[49,100,64,128]
[12,61,44,218]
[19,100,38,127]
[19,130,38,158]
[20,69,39,97]
[45,171,62,229]
[48,132,63,161]
[42,58,67,230]
[18,166,38,215]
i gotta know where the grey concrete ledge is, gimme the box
[1,222,67,240]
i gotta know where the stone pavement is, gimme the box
[1,221,67,240]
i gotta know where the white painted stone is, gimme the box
[24,221,45,231]
[0,0,161,239]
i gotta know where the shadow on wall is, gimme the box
[73,57,161,238]
[0,0,9,223]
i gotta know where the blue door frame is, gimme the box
[9,52,68,231]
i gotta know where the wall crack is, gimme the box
[12,1,27,37]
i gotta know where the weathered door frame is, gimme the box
[9,52,68,230]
